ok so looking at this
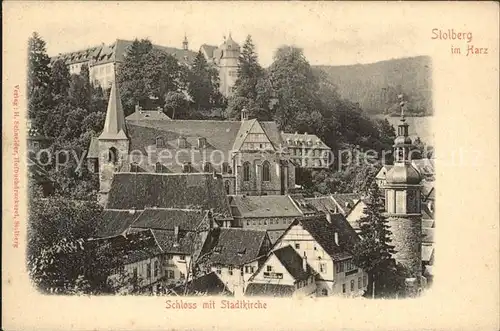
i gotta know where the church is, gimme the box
[87,81,297,206]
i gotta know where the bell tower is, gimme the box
[384,95,423,283]
[97,80,130,205]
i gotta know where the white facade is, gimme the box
[210,260,259,296]
[273,224,368,297]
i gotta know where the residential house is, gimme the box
[272,215,368,297]
[199,228,272,296]
[245,245,316,298]
[169,272,232,296]
[281,132,331,169]
[125,105,172,121]
[228,195,306,243]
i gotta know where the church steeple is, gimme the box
[183,34,189,51]
[99,81,127,140]
[393,95,412,164]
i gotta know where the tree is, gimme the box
[234,35,263,100]
[187,51,223,111]
[27,32,51,102]
[117,39,185,115]
[268,46,323,133]
[69,65,92,109]
[352,182,399,298]
[51,59,71,100]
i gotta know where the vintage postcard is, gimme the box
[2,1,499,330]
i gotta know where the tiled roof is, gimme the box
[296,215,359,261]
[97,209,142,238]
[51,39,197,66]
[376,165,393,180]
[149,229,200,255]
[132,208,207,231]
[126,110,171,121]
[200,44,218,60]
[106,173,232,219]
[273,245,312,281]
[245,283,295,297]
[330,193,362,212]
[87,136,99,158]
[228,195,302,218]
[411,159,435,177]
[202,228,268,266]
[170,272,232,296]
[304,196,338,213]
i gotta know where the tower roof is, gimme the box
[220,33,240,52]
[386,163,421,185]
[99,81,128,140]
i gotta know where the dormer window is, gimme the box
[198,137,207,149]
[156,136,164,148]
[155,162,162,173]
[130,162,139,172]
[178,136,187,148]
[237,248,246,255]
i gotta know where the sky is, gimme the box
[17,2,434,67]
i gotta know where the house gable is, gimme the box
[233,120,275,152]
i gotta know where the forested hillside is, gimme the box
[315,56,433,116]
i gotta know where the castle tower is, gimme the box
[383,97,423,281]
[97,80,130,205]
[218,33,240,97]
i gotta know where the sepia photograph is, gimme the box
[3,2,498,331]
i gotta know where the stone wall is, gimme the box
[388,215,422,277]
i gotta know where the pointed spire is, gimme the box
[99,80,127,140]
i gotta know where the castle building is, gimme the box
[200,33,240,97]
[383,112,423,283]
[87,83,297,205]
[50,38,196,89]
[281,132,331,169]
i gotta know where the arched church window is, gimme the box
[183,163,192,173]
[108,147,118,165]
[225,181,231,194]
[243,162,251,181]
[262,161,271,182]
[130,162,139,172]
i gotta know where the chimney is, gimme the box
[174,226,180,246]
[334,232,339,246]
[302,252,307,272]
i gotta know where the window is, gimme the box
[266,266,273,272]
[108,147,118,164]
[130,162,139,172]
[358,277,362,289]
[245,266,250,274]
[203,162,213,173]
[228,266,233,275]
[154,261,159,278]
[146,263,151,278]
[243,162,251,181]
[155,162,162,173]
[225,181,231,194]
[180,272,185,279]
[246,220,250,226]
[321,288,328,296]
[178,136,187,148]
[363,275,367,287]
[350,280,355,291]
[222,162,231,174]
[133,267,138,282]
[262,161,271,182]
[183,163,192,173]
[198,137,207,149]
[179,255,186,261]
[295,243,300,249]
[216,267,222,275]
[342,284,346,293]
[319,263,326,274]
[156,137,164,148]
